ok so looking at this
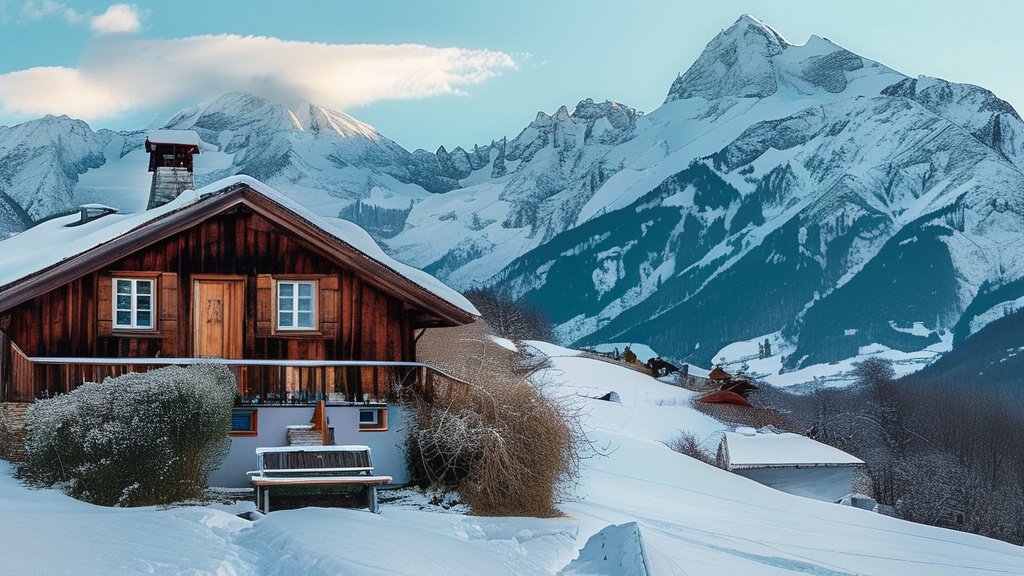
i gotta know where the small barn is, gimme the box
[0,132,478,486]
[717,427,864,502]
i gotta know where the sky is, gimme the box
[0,0,1021,151]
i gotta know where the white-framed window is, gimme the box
[358,407,388,431]
[358,408,379,426]
[114,278,155,329]
[277,280,316,330]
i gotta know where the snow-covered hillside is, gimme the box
[4,14,1024,385]
[2,343,1021,575]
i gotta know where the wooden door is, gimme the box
[193,278,244,358]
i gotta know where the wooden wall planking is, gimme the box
[4,211,413,368]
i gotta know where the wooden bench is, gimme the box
[248,445,393,514]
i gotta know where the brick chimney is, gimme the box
[145,130,201,209]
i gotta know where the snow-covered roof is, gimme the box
[146,129,202,148]
[723,429,863,469]
[0,175,478,318]
[684,364,711,379]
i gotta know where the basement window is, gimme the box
[277,280,317,330]
[358,408,388,431]
[230,408,258,436]
[113,278,155,329]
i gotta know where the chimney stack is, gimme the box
[145,130,201,209]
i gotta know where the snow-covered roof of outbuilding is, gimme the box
[0,175,478,322]
[723,429,864,470]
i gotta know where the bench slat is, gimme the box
[262,450,371,472]
[250,475,393,486]
[258,466,373,475]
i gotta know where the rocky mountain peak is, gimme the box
[666,14,789,102]
[0,114,97,151]
[163,92,297,134]
[663,14,900,103]
[293,101,387,142]
[734,14,790,47]
[570,99,640,131]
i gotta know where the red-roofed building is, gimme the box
[708,365,734,381]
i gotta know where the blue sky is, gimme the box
[0,0,1020,151]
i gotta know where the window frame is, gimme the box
[358,407,388,431]
[230,408,259,437]
[358,409,379,426]
[113,277,157,331]
[275,279,318,331]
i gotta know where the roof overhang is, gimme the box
[729,462,865,471]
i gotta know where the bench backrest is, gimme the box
[258,447,373,476]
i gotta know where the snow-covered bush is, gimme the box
[23,364,235,506]
[408,377,579,517]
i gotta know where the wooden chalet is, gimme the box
[0,175,477,406]
[0,132,480,486]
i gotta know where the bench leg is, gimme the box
[368,485,379,514]
[263,487,270,514]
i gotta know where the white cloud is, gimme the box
[0,66,133,118]
[0,34,517,121]
[89,3,139,35]
[20,0,83,23]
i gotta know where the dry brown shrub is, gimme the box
[410,321,581,517]
[410,375,579,517]
[667,430,717,466]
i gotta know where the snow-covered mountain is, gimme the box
[3,14,1024,383]
[0,115,108,235]
[486,15,1024,373]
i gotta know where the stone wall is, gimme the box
[0,402,29,461]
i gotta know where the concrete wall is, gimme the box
[734,466,856,503]
[209,404,412,488]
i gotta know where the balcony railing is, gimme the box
[5,343,471,403]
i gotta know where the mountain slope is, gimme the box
[0,115,108,235]
[486,15,1024,373]
[904,306,1024,389]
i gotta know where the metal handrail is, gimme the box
[25,356,474,388]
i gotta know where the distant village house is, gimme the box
[717,427,864,503]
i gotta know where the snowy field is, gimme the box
[2,344,1022,575]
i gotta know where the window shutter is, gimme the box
[159,273,178,337]
[97,275,113,336]
[256,274,272,337]
[320,275,340,338]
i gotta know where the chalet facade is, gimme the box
[0,147,477,485]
